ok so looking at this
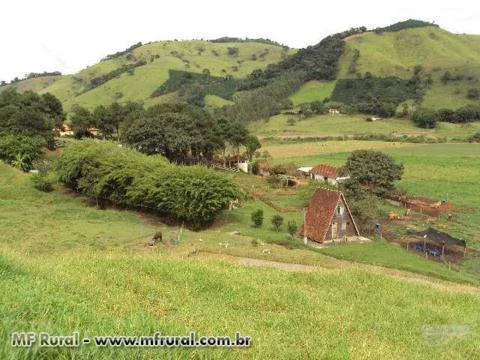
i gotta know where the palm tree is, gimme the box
[11,153,31,172]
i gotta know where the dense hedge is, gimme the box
[437,105,480,123]
[151,70,239,100]
[56,141,240,228]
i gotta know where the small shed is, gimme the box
[300,188,360,243]
[310,164,350,185]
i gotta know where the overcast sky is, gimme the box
[1,0,479,82]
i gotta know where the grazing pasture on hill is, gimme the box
[1,163,480,359]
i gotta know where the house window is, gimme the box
[337,206,343,216]
[341,221,347,230]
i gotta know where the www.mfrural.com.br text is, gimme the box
[11,331,251,348]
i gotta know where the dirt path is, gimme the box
[239,257,318,272]
[194,251,479,294]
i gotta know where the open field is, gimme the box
[339,27,480,79]
[289,80,336,106]
[249,113,480,139]
[2,163,480,359]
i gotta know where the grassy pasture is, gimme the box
[249,113,480,139]
[338,27,480,110]
[9,40,293,111]
[1,163,480,359]
[289,80,336,106]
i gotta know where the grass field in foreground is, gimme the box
[249,113,480,139]
[1,163,480,359]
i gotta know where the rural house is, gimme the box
[300,188,359,243]
[310,164,350,185]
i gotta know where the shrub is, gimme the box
[251,209,264,227]
[251,161,260,175]
[467,88,480,100]
[251,239,259,247]
[412,108,437,128]
[31,174,54,192]
[56,141,240,228]
[0,135,45,169]
[271,215,284,232]
[267,175,284,188]
[287,220,298,237]
[468,132,480,143]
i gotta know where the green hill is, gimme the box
[2,162,480,359]
[2,22,479,114]
[1,40,293,111]
[291,26,480,110]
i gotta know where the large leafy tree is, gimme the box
[343,150,404,197]
[0,89,63,138]
[70,105,94,138]
[124,104,226,163]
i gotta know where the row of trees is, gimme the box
[412,105,480,128]
[217,70,305,123]
[70,102,261,164]
[56,141,240,228]
[239,34,345,91]
[70,101,143,139]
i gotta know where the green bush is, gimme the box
[287,220,298,236]
[0,135,45,170]
[31,174,54,192]
[468,132,480,143]
[251,209,264,227]
[266,175,284,188]
[412,108,437,128]
[271,215,284,232]
[56,141,240,228]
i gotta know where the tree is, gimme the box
[244,135,261,161]
[227,121,248,155]
[287,220,298,236]
[124,112,197,161]
[40,92,64,128]
[271,214,284,231]
[412,108,437,129]
[70,105,93,138]
[347,195,380,234]
[343,150,404,197]
[251,209,264,227]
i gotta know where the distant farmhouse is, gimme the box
[300,188,359,243]
[310,164,350,186]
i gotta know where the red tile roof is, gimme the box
[299,188,359,243]
[310,164,340,179]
